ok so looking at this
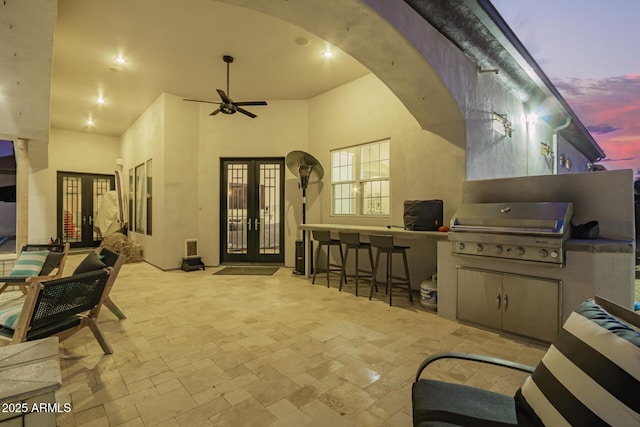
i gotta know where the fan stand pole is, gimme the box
[302,186,307,270]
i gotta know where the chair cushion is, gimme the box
[413,379,533,426]
[0,304,23,330]
[515,299,640,426]
[8,250,49,277]
[73,252,106,274]
[39,251,65,275]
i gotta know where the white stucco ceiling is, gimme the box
[50,0,371,136]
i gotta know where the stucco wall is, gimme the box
[121,95,166,268]
[556,133,592,174]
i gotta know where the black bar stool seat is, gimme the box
[311,230,344,287]
[368,234,413,306]
[338,232,374,296]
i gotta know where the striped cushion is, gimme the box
[8,250,49,277]
[0,304,23,330]
[515,299,640,426]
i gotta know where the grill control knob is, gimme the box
[538,249,549,258]
[515,247,525,256]
[458,242,465,250]
[494,245,503,254]
[476,244,483,252]
[550,250,559,258]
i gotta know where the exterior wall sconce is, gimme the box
[540,141,553,159]
[478,66,499,75]
[492,112,513,137]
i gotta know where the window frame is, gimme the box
[330,139,391,217]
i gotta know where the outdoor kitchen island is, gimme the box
[435,170,636,343]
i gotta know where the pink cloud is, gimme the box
[555,74,640,172]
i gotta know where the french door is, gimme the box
[221,158,284,264]
[57,172,115,248]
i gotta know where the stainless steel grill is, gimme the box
[449,202,574,266]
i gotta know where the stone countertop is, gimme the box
[565,238,635,253]
[299,223,449,241]
[0,337,61,403]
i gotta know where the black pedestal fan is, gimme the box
[286,151,324,275]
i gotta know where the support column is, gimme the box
[14,138,29,252]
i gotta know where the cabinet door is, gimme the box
[502,275,560,342]
[457,268,502,330]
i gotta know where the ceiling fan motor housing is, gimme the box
[221,103,237,114]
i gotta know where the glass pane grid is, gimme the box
[259,163,280,255]
[227,164,248,254]
[93,178,111,240]
[62,177,82,242]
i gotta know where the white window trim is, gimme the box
[330,139,391,217]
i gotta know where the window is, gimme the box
[331,139,390,216]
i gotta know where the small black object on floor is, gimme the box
[214,266,279,276]
[181,257,205,272]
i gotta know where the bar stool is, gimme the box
[338,232,374,296]
[368,234,413,306]
[311,230,344,287]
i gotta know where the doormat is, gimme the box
[213,266,279,276]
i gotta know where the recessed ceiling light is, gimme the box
[86,117,94,126]
[96,96,105,105]
[322,49,334,58]
[294,36,310,46]
[114,55,126,64]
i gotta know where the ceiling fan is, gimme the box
[183,55,267,118]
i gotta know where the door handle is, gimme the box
[89,216,93,225]
[254,218,259,231]
[503,294,509,311]
[496,293,501,310]
[247,218,252,231]
[82,216,87,225]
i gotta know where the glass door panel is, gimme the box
[258,162,281,256]
[62,176,82,243]
[226,163,248,255]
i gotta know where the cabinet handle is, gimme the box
[503,294,509,311]
[496,293,501,310]
[247,219,252,231]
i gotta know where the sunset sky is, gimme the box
[492,0,640,173]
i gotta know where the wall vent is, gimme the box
[185,238,199,258]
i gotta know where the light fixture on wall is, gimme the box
[492,112,513,137]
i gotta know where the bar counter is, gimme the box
[299,223,448,277]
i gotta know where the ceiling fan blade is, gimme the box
[183,98,222,105]
[234,101,268,106]
[217,89,230,104]
[236,107,257,118]
[210,108,222,116]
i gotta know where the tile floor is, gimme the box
[0,255,548,426]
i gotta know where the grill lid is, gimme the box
[450,202,573,236]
